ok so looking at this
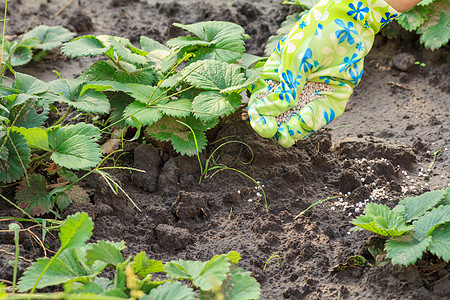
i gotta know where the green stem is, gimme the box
[294,195,342,219]
[30,152,51,165]
[52,106,74,126]
[1,0,7,76]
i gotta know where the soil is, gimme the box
[1,0,449,299]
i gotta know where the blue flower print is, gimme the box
[323,108,336,124]
[364,20,369,29]
[356,42,364,52]
[319,76,331,84]
[276,36,287,54]
[300,48,313,73]
[315,23,323,36]
[380,12,398,28]
[334,19,358,45]
[347,2,369,21]
[314,60,320,68]
[256,116,267,125]
[281,70,301,89]
[298,21,308,29]
[278,82,296,104]
[349,65,363,85]
[339,53,361,72]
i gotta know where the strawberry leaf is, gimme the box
[61,35,109,58]
[181,60,246,91]
[413,204,450,240]
[397,6,430,31]
[428,223,450,261]
[396,190,446,222]
[165,254,231,291]
[12,127,50,151]
[168,21,247,63]
[192,91,241,120]
[0,131,31,183]
[50,78,110,114]
[22,25,75,51]
[59,212,94,249]
[85,241,125,266]
[147,281,195,300]
[123,101,162,126]
[0,40,33,66]
[15,174,52,216]
[385,235,432,265]
[130,252,165,278]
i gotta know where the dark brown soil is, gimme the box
[1,0,449,299]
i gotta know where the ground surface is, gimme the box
[1,0,449,299]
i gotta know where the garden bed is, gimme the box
[0,0,449,299]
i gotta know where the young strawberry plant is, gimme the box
[7,212,261,299]
[350,188,450,265]
[397,0,449,50]
[60,21,263,156]
[0,25,75,68]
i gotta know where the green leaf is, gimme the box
[23,25,75,51]
[63,122,101,142]
[397,190,447,222]
[49,79,110,114]
[239,53,266,69]
[59,212,94,249]
[444,188,450,205]
[15,174,52,216]
[220,71,260,94]
[12,127,50,151]
[124,101,162,126]
[0,131,31,183]
[13,72,48,95]
[416,0,450,50]
[350,203,410,236]
[61,35,109,58]
[17,245,107,292]
[50,185,89,211]
[166,255,231,291]
[168,21,247,63]
[131,252,165,278]
[199,267,261,300]
[140,36,171,66]
[105,35,149,65]
[48,127,102,170]
[81,61,156,85]
[428,223,450,261]
[385,235,432,265]
[413,204,450,240]
[85,241,125,266]
[397,6,430,31]
[192,91,241,120]
[226,251,242,265]
[159,98,192,118]
[146,116,208,156]
[8,99,48,128]
[126,84,166,104]
[181,60,246,91]
[0,40,33,66]
[417,0,435,6]
[283,0,319,9]
[146,281,195,300]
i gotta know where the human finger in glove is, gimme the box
[248,0,420,148]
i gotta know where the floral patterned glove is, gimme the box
[248,0,399,147]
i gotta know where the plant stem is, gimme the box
[52,106,74,126]
[9,223,20,293]
[294,195,342,219]
[29,247,63,296]
[1,0,7,75]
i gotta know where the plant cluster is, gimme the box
[0,20,263,216]
[270,0,448,53]
[2,212,261,300]
[350,188,450,266]
[1,25,75,68]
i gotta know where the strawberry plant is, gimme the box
[350,188,450,265]
[0,25,75,68]
[8,212,261,299]
[397,0,449,50]
[60,21,263,156]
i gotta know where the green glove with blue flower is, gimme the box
[248,0,399,147]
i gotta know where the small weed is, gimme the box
[263,252,283,272]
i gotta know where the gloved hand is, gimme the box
[248,0,399,147]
